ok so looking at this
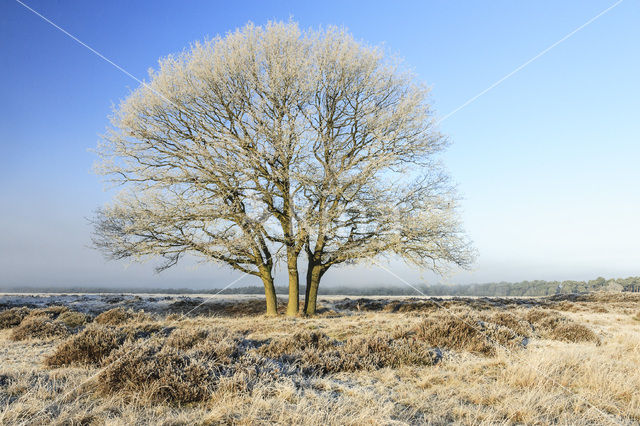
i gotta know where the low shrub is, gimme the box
[523,309,564,329]
[340,333,439,371]
[165,327,210,350]
[259,330,337,358]
[0,308,30,329]
[55,311,89,328]
[523,309,599,343]
[416,313,501,355]
[120,322,167,340]
[259,330,439,374]
[94,308,133,326]
[482,311,533,337]
[27,306,69,320]
[546,323,600,344]
[97,340,215,403]
[44,325,127,367]
[10,316,69,341]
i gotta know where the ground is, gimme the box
[0,292,638,425]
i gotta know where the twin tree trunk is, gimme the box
[261,258,324,317]
[259,266,278,316]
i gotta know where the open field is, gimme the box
[0,292,639,425]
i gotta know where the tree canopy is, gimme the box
[94,21,473,315]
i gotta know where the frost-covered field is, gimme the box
[0,292,639,425]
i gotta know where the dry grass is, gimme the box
[55,311,89,328]
[94,307,133,325]
[26,306,69,319]
[415,312,527,355]
[524,308,601,343]
[44,325,128,367]
[9,316,69,341]
[0,308,30,330]
[0,293,638,424]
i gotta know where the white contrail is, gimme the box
[438,0,625,124]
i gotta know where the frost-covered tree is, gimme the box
[296,30,473,314]
[94,21,472,316]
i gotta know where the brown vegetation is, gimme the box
[44,325,127,367]
[524,308,600,343]
[10,316,69,341]
[0,308,30,329]
[94,307,133,325]
[26,305,69,319]
[55,311,89,328]
[415,312,527,355]
[0,295,636,424]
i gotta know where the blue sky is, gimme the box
[1,0,638,289]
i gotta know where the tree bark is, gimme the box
[304,263,323,316]
[285,253,299,316]
[259,267,278,316]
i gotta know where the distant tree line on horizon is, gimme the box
[2,276,638,297]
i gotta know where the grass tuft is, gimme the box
[44,325,128,367]
[55,311,90,328]
[0,307,31,329]
[10,316,69,341]
[94,308,133,325]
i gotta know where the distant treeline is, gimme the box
[1,276,639,296]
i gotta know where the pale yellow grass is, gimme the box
[0,296,638,425]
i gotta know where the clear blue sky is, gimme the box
[1,0,638,289]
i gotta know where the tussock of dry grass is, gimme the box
[481,310,533,337]
[55,311,89,328]
[164,327,210,350]
[97,340,215,403]
[0,308,30,329]
[415,312,527,355]
[524,308,600,343]
[26,306,69,319]
[94,307,134,325]
[44,325,128,367]
[546,322,600,344]
[10,316,69,341]
[259,330,439,375]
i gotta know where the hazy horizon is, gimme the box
[2,0,639,291]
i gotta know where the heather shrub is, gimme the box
[94,308,133,325]
[523,309,564,328]
[259,330,337,358]
[415,313,498,355]
[55,311,89,328]
[0,308,30,329]
[339,333,439,371]
[259,330,439,374]
[546,323,600,344]
[97,340,215,403]
[45,325,128,367]
[165,327,209,350]
[120,322,167,340]
[523,309,599,343]
[10,316,69,341]
[27,306,69,320]
[481,311,533,337]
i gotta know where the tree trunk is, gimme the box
[260,267,278,316]
[304,263,323,316]
[285,253,299,316]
